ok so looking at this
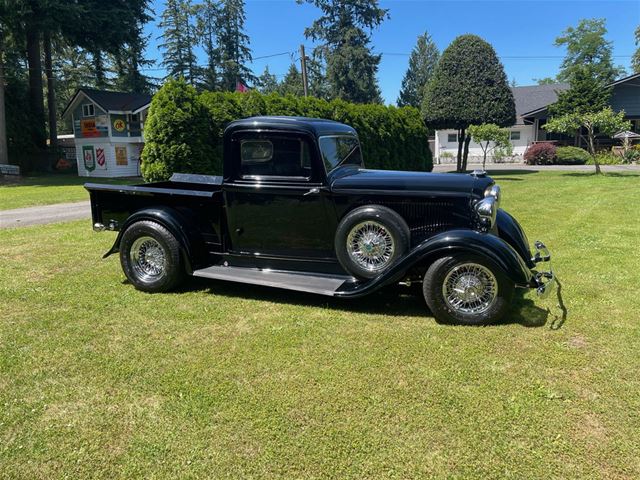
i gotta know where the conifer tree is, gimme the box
[397,32,439,108]
[196,0,221,91]
[278,64,304,96]
[257,66,279,94]
[159,0,199,85]
[216,0,254,91]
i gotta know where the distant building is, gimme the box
[61,88,152,177]
[434,83,568,164]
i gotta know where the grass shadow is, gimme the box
[159,277,551,327]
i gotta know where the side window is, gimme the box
[239,135,312,179]
[447,133,457,143]
[82,104,95,117]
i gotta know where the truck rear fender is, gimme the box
[103,207,205,274]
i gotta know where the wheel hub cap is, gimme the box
[442,263,498,315]
[130,236,166,280]
[347,220,395,272]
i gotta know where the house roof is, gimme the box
[512,83,569,123]
[62,88,152,118]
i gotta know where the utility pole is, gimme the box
[0,27,8,166]
[299,44,309,97]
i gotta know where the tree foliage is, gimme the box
[141,78,214,181]
[257,66,279,95]
[422,34,515,172]
[544,107,631,173]
[159,0,199,85]
[468,123,511,170]
[278,64,305,97]
[633,25,640,74]
[397,32,439,108]
[142,80,432,181]
[216,0,254,91]
[299,0,387,104]
[555,18,624,84]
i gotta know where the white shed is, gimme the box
[61,88,152,178]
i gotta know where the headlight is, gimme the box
[475,196,497,229]
[484,184,501,205]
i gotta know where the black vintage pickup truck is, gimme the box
[86,116,554,325]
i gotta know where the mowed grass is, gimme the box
[0,174,138,211]
[1,170,640,479]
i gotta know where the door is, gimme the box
[223,131,335,259]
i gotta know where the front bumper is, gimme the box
[530,240,555,298]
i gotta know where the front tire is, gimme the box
[422,254,514,325]
[120,220,185,293]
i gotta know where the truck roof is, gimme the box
[225,116,357,138]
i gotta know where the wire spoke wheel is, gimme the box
[130,236,166,281]
[346,220,396,273]
[442,262,498,315]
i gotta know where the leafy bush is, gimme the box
[524,143,557,165]
[622,148,640,163]
[555,146,590,165]
[141,79,216,182]
[587,153,622,165]
[143,82,432,181]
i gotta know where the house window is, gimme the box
[447,133,457,143]
[82,104,95,117]
[510,131,521,141]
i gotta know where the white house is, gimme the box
[61,88,152,177]
[433,83,569,164]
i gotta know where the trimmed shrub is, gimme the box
[144,84,432,181]
[587,153,622,165]
[524,143,557,165]
[555,146,590,165]
[141,79,216,182]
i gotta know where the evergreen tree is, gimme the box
[632,25,640,74]
[196,0,221,91]
[278,64,304,96]
[299,0,387,104]
[306,50,331,100]
[423,34,515,172]
[216,0,254,91]
[397,32,439,108]
[158,0,199,85]
[257,66,279,94]
[112,22,156,94]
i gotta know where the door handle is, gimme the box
[304,187,320,196]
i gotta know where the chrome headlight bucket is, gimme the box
[484,184,501,205]
[475,196,497,230]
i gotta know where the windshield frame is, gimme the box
[318,134,363,174]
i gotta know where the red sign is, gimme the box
[96,148,106,168]
[81,119,100,138]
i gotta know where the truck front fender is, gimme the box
[336,229,534,298]
[103,207,206,273]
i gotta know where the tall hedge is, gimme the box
[142,81,432,181]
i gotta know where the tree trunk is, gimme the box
[43,32,57,157]
[26,24,46,150]
[456,128,464,172]
[0,28,9,166]
[587,131,600,174]
[462,135,471,171]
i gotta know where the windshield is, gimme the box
[319,135,363,172]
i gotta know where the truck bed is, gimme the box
[85,173,225,260]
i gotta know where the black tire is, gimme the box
[119,220,185,293]
[422,254,514,325]
[335,205,410,279]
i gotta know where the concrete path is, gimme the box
[0,201,90,229]
[432,163,640,172]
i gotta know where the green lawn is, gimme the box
[1,171,639,479]
[0,174,139,211]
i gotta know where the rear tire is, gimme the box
[119,220,185,293]
[422,254,514,325]
[335,205,410,279]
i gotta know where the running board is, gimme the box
[192,265,355,296]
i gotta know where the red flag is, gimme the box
[236,81,249,93]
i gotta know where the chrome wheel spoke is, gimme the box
[442,263,498,315]
[130,236,166,281]
[346,220,396,273]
